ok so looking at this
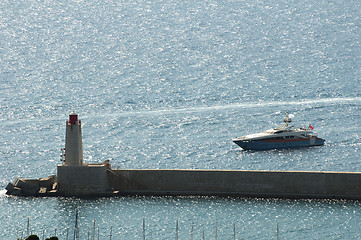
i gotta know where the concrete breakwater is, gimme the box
[6,113,361,200]
[109,169,361,199]
[7,167,361,200]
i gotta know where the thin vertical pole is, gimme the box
[233,223,236,240]
[215,222,218,240]
[175,220,178,240]
[42,229,45,240]
[190,221,194,240]
[27,217,30,236]
[74,208,79,240]
[97,226,100,240]
[202,230,205,240]
[143,219,146,240]
[109,226,113,240]
[66,228,69,240]
[92,220,96,240]
[277,224,279,240]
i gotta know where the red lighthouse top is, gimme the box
[68,112,78,125]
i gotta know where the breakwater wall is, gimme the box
[7,168,361,200]
[108,169,361,200]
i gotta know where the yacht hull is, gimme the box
[233,137,325,150]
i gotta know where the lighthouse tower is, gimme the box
[57,112,110,196]
[64,112,83,166]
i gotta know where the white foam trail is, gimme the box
[3,97,361,124]
[0,190,7,198]
[115,97,361,117]
[220,97,361,110]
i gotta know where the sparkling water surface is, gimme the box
[1,0,361,239]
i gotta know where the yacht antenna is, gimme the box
[283,113,293,126]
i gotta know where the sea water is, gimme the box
[0,0,360,239]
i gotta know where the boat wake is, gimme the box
[0,189,7,198]
[221,97,361,110]
[117,97,361,116]
[4,97,360,125]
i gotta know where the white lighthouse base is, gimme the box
[57,164,110,197]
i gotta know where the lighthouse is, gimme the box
[57,112,110,196]
[64,112,83,166]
